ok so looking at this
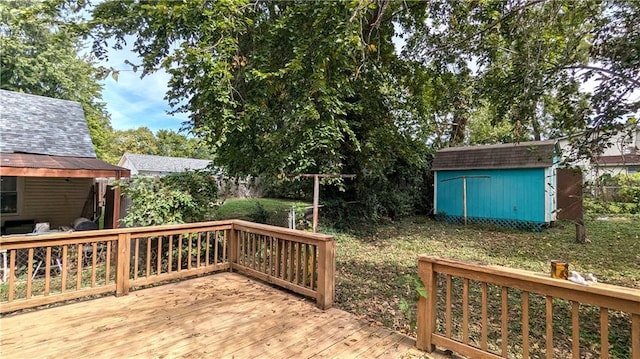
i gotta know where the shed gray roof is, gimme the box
[0,89,96,158]
[432,140,558,170]
[121,153,212,173]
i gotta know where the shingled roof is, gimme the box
[0,89,96,158]
[432,140,558,171]
[119,153,212,174]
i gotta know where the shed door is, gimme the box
[556,168,583,221]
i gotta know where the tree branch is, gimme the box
[562,65,640,88]
[425,0,547,56]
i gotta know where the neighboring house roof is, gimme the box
[0,89,96,158]
[119,153,212,174]
[594,154,640,166]
[432,140,557,171]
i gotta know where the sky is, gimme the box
[99,44,188,133]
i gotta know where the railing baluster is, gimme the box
[187,234,192,271]
[633,314,639,359]
[275,238,281,278]
[222,230,227,262]
[27,248,34,299]
[77,244,83,290]
[546,296,553,359]
[205,231,211,266]
[177,234,183,271]
[134,238,139,279]
[311,245,316,289]
[501,286,508,357]
[601,307,609,359]
[157,236,163,274]
[296,241,300,282]
[44,247,52,295]
[302,243,308,287]
[445,275,452,338]
[572,301,580,359]
[146,237,152,276]
[8,250,16,302]
[62,245,68,292]
[168,235,173,272]
[196,232,201,268]
[481,282,488,351]
[91,242,97,287]
[462,278,469,344]
[522,291,530,359]
[104,243,109,285]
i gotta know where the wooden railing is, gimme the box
[0,220,335,313]
[416,256,640,359]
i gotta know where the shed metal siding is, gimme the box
[435,168,547,223]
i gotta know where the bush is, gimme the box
[248,201,269,224]
[584,198,639,215]
[117,170,218,227]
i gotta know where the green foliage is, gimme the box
[118,170,218,227]
[105,128,212,163]
[248,201,269,224]
[0,0,115,162]
[87,0,640,222]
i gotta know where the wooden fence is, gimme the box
[0,220,335,313]
[416,256,640,359]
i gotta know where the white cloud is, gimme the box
[99,38,190,133]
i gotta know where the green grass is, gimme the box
[333,216,639,358]
[215,198,310,226]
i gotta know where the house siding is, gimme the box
[1,177,93,229]
[435,168,548,224]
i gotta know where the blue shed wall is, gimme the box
[434,168,549,224]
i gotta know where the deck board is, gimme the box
[0,272,432,358]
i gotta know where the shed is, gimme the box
[0,89,130,233]
[432,140,560,231]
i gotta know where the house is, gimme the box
[558,125,640,182]
[0,89,130,234]
[117,153,259,198]
[431,140,568,231]
[117,153,212,177]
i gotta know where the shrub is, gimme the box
[117,170,218,227]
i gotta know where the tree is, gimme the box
[106,127,213,161]
[89,0,639,222]
[402,0,638,153]
[90,0,434,221]
[111,127,160,157]
[1,0,115,161]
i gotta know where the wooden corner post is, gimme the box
[416,257,437,352]
[115,233,131,296]
[316,239,335,310]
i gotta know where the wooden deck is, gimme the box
[0,272,430,358]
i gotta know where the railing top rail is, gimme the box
[0,219,333,247]
[0,220,236,245]
[419,255,640,306]
[232,220,334,242]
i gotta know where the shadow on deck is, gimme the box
[0,272,429,358]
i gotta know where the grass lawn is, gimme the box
[332,216,639,358]
[215,198,310,225]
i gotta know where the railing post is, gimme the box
[416,257,437,352]
[115,233,131,296]
[316,239,335,310]
[228,227,238,271]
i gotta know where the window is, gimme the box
[1,176,19,215]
